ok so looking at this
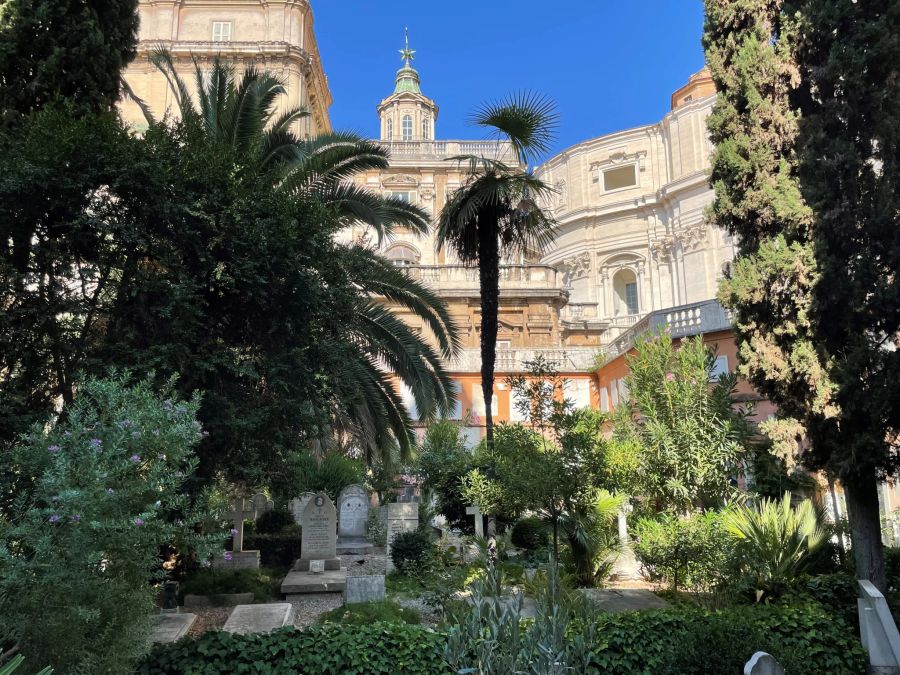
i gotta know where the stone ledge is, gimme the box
[282,569,347,594]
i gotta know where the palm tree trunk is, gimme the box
[478,217,500,453]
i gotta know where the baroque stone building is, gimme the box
[120,0,332,135]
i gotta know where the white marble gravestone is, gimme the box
[465,505,484,537]
[858,579,900,670]
[296,492,340,571]
[338,484,369,539]
[385,502,419,572]
[744,652,785,675]
[288,492,316,526]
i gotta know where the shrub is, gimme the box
[724,493,826,600]
[511,516,549,551]
[180,568,280,603]
[137,624,449,675]
[245,525,302,568]
[633,511,732,592]
[390,528,436,575]
[0,376,221,674]
[254,508,295,534]
[367,508,387,546]
[319,599,420,626]
[270,450,365,505]
[783,573,859,628]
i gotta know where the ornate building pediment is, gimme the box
[382,174,419,189]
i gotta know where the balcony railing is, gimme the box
[378,140,517,163]
[402,264,562,292]
[449,347,599,373]
[602,299,734,361]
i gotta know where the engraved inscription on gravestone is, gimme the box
[300,492,337,561]
[338,485,369,538]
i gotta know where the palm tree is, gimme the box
[140,52,460,464]
[436,93,559,451]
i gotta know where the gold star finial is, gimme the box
[399,26,415,65]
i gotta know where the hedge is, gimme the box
[138,602,865,674]
[137,623,448,675]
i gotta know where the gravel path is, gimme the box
[289,593,344,629]
[186,607,230,637]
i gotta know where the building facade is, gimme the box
[120,0,332,135]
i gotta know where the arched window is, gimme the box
[385,244,419,267]
[402,115,413,141]
[386,118,393,141]
[613,269,640,315]
[421,117,430,140]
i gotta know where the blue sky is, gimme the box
[313,1,707,158]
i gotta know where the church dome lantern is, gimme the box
[377,29,438,142]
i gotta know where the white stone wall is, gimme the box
[536,94,734,343]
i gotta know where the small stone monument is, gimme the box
[744,652,785,675]
[386,502,419,572]
[296,492,340,571]
[339,485,369,538]
[859,579,900,671]
[345,575,386,604]
[217,494,270,570]
[223,603,292,635]
[466,505,484,537]
[288,492,315,525]
[281,493,347,595]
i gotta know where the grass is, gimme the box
[318,599,421,626]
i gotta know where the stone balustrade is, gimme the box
[378,140,516,162]
[402,264,562,293]
[448,347,598,373]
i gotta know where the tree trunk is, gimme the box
[844,467,887,593]
[826,473,846,565]
[477,217,500,453]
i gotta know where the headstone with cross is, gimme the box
[466,505,484,538]
[216,494,271,570]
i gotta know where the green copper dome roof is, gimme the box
[394,64,422,95]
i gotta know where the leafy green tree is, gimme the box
[436,94,558,452]
[611,333,752,512]
[415,419,475,532]
[0,0,139,126]
[790,0,900,593]
[0,375,222,674]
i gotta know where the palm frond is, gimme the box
[470,91,559,166]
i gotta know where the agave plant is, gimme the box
[724,492,827,600]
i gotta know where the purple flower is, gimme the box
[89,438,102,449]
[106,488,115,495]
[152,429,160,437]
[63,431,72,437]
[158,453,165,460]
[175,471,184,479]
[69,515,81,522]
[130,454,141,463]
[162,399,173,411]
[223,552,233,562]
[134,517,145,526]
[49,515,60,523]
[665,373,676,382]
[48,445,61,454]
[131,430,142,439]
[200,431,210,438]
[118,419,131,429]
[230,528,238,536]
[202,559,212,568]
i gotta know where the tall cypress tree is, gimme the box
[0,0,139,125]
[791,0,900,591]
[703,2,835,462]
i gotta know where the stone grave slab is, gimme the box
[577,588,670,613]
[859,579,900,669]
[223,603,292,635]
[338,485,369,538]
[150,613,196,643]
[345,575,386,604]
[288,492,315,526]
[386,502,419,572]
[282,568,347,595]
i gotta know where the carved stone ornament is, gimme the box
[419,186,435,201]
[381,174,419,188]
[563,252,591,280]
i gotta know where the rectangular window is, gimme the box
[610,381,619,407]
[600,387,609,413]
[461,427,481,448]
[212,21,233,42]
[564,378,592,409]
[625,282,639,315]
[603,165,637,191]
[472,383,498,417]
[390,191,412,203]
[710,355,730,381]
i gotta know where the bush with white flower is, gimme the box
[0,375,224,674]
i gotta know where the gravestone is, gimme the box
[466,505,484,538]
[296,492,340,571]
[744,652,785,675]
[288,492,316,526]
[386,502,419,572]
[216,495,268,570]
[338,485,369,538]
[345,575,386,604]
[150,613,196,643]
[858,579,900,671]
[223,603,292,635]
